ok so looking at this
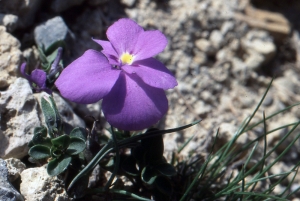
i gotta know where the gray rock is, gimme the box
[20,166,71,201]
[51,0,85,13]
[0,14,18,32]
[0,159,24,201]
[0,26,23,89]
[73,8,104,36]
[0,78,40,159]
[0,0,41,29]
[34,16,71,51]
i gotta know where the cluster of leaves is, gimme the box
[38,41,65,86]
[28,95,86,176]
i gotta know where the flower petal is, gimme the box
[20,63,31,80]
[132,30,168,61]
[55,50,120,104]
[102,73,168,130]
[30,69,47,88]
[93,39,120,65]
[106,18,143,56]
[122,58,177,90]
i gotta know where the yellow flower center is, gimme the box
[120,52,134,65]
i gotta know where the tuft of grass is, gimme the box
[178,79,300,201]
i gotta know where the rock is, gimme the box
[273,69,300,104]
[0,14,18,32]
[220,21,235,35]
[53,93,86,129]
[22,46,40,72]
[244,50,265,70]
[0,0,41,29]
[193,100,212,116]
[88,164,100,188]
[0,26,23,89]
[121,0,136,7]
[0,159,24,201]
[219,122,248,146]
[0,78,40,159]
[209,30,224,49]
[195,38,215,55]
[5,158,26,183]
[51,0,85,13]
[34,16,71,51]
[20,166,71,201]
[70,101,101,125]
[73,8,104,36]
[242,30,276,67]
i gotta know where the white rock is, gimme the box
[20,166,71,201]
[0,78,40,159]
[195,38,215,55]
[193,100,212,116]
[244,50,265,71]
[250,39,276,56]
[209,30,223,49]
[219,122,248,146]
[5,158,26,182]
[220,21,235,35]
[0,14,18,32]
[121,0,136,7]
[0,26,22,88]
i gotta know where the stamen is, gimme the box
[121,52,134,65]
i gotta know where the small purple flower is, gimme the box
[55,18,177,130]
[20,63,52,94]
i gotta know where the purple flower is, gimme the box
[55,18,177,130]
[20,63,52,94]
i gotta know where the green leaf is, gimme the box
[69,127,87,140]
[32,135,52,147]
[46,48,60,64]
[47,155,72,176]
[51,134,70,150]
[51,147,63,158]
[32,126,51,146]
[29,145,51,160]
[34,126,47,137]
[122,155,139,176]
[44,40,65,55]
[154,176,173,195]
[41,95,63,138]
[155,163,177,177]
[141,166,157,185]
[38,45,48,65]
[66,137,86,155]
